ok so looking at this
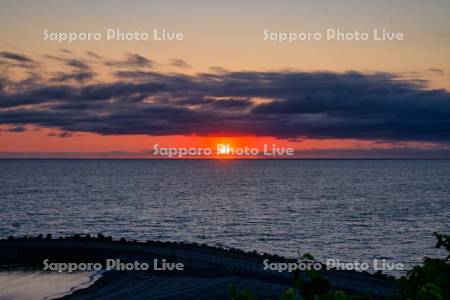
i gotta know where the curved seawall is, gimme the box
[0,236,397,299]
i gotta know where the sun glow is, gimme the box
[217,144,231,155]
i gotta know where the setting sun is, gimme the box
[217,144,231,155]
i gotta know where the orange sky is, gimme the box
[1,1,449,157]
[0,124,424,156]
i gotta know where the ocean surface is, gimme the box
[1,159,449,276]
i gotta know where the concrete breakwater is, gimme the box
[0,235,398,299]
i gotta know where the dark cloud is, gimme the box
[65,59,90,70]
[169,58,190,68]
[44,55,90,70]
[0,51,34,63]
[51,71,96,83]
[209,66,228,73]
[86,51,102,59]
[1,52,450,144]
[0,51,37,70]
[5,125,27,132]
[48,131,74,138]
[60,49,73,54]
[429,68,445,76]
[105,53,154,68]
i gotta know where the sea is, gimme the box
[0,159,449,293]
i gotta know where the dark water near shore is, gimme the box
[1,159,449,275]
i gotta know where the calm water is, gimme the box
[0,267,99,300]
[1,159,449,274]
